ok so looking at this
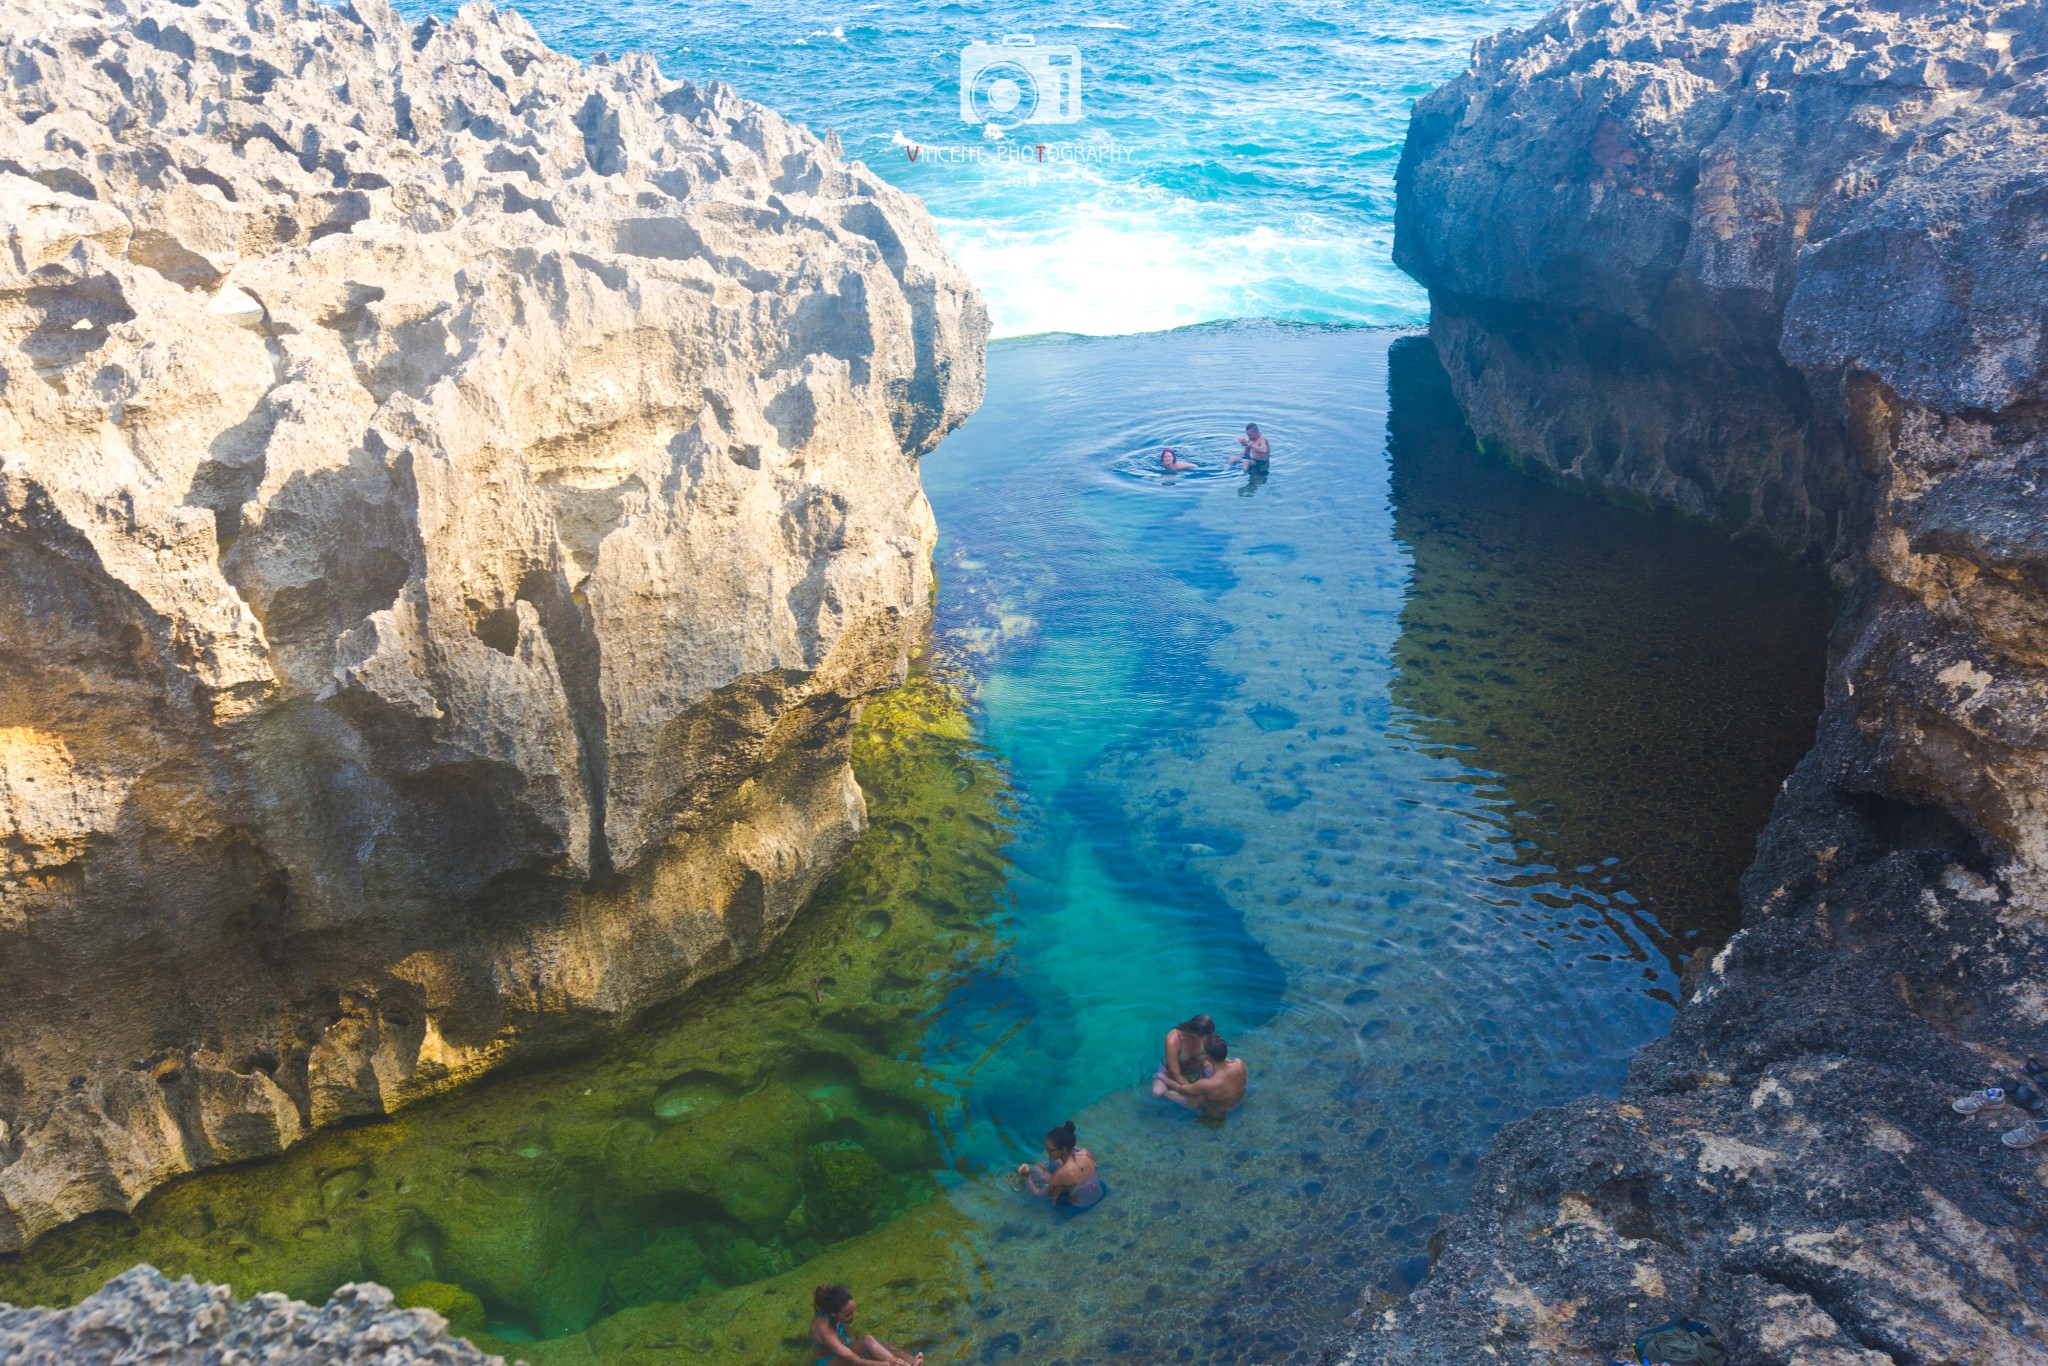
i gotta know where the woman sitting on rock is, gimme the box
[1017,1119,1107,1210]
[810,1285,923,1366]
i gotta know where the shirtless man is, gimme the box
[1162,1034,1247,1116]
[1229,423,1269,469]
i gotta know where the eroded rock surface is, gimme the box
[0,1264,505,1363]
[0,0,984,1249]
[1364,0,2048,1361]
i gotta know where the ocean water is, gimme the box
[410,0,1543,337]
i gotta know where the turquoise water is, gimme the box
[894,326,1833,1359]
[410,0,1543,336]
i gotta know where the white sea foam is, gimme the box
[937,205,1425,338]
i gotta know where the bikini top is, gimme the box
[815,1316,851,1365]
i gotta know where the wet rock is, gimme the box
[0,0,985,1248]
[0,1264,505,1363]
[1360,0,2048,1361]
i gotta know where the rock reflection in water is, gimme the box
[1385,337,1837,964]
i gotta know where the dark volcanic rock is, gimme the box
[0,1264,506,1363]
[1360,0,2048,1361]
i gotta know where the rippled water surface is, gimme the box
[405,0,1545,336]
[0,328,1836,1363]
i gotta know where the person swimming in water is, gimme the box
[1150,1013,1216,1098]
[1017,1119,1107,1209]
[1158,446,1194,472]
[1229,423,1270,469]
[810,1285,923,1366]
[1161,1034,1248,1116]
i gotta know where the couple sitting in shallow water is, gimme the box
[1149,1013,1249,1116]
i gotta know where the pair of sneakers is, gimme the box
[1952,1059,2048,1147]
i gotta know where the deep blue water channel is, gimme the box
[898,325,1836,1360]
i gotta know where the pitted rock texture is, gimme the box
[0,0,985,1250]
[1367,0,2048,1362]
[0,1264,506,1363]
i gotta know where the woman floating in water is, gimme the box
[1151,1013,1216,1097]
[1158,445,1195,472]
[810,1285,923,1366]
[1161,1034,1249,1117]
[1017,1119,1107,1210]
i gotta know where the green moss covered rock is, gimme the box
[393,1281,486,1337]
[799,1142,890,1242]
[0,669,1012,1360]
[607,1229,706,1308]
[699,1225,791,1287]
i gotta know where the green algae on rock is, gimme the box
[393,1282,488,1338]
[0,668,1014,1357]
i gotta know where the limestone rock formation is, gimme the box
[0,0,985,1249]
[1367,0,2048,1361]
[0,1264,506,1363]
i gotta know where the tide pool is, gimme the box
[0,327,1835,1364]
[407,0,1546,336]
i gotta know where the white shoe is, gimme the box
[2001,1118,2048,1148]
[1953,1088,2008,1115]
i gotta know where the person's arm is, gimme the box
[1167,1073,1220,1101]
[1044,1162,1083,1199]
[1163,1031,1188,1084]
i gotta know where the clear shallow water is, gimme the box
[0,328,1836,1364]
[407,0,1544,336]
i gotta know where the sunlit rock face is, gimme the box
[0,0,984,1248]
[1371,1,2048,1363]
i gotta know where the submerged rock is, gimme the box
[0,1265,505,1363]
[0,0,985,1248]
[1373,0,2048,1362]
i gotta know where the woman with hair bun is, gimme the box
[1017,1119,1107,1210]
[1150,1013,1216,1098]
[809,1284,923,1366]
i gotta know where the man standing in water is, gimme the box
[1162,1034,1248,1116]
[1229,423,1269,470]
